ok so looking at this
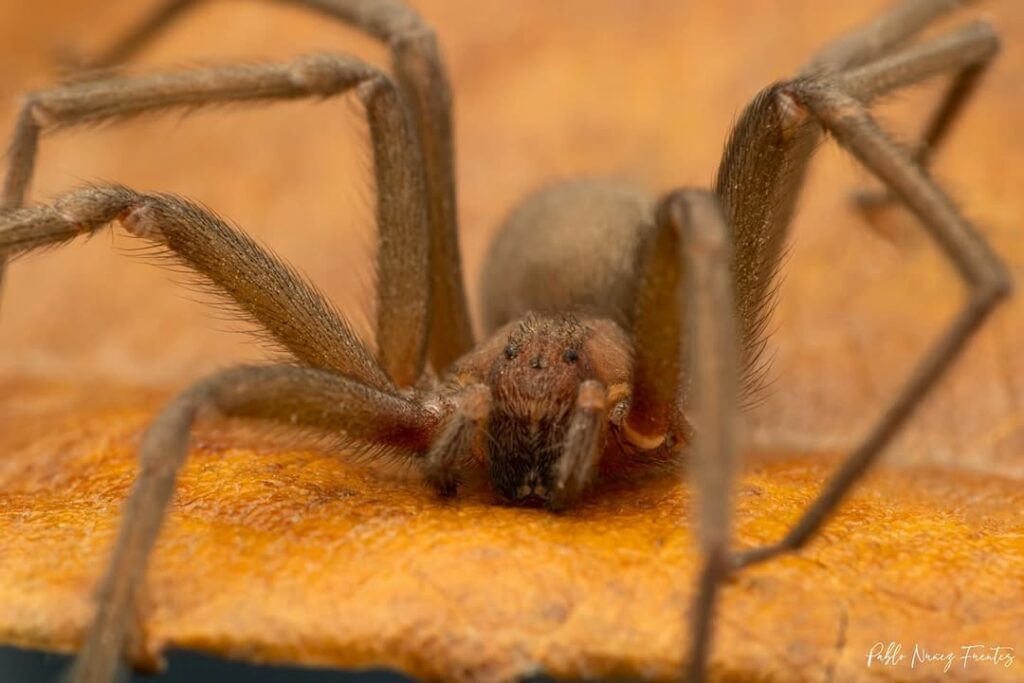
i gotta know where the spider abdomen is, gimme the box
[479,177,657,333]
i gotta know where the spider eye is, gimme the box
[563,348,579,364]
[504,345,517,360]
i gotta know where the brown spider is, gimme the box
[0,0,1011,681]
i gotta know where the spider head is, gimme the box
[484,314,593,506]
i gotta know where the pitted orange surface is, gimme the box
[1,380,1022,682]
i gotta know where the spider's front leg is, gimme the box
[0,185,393,388]
[69,0,474,369]
[731,74,1011,573]
[70,364,443,683]
[619,190,741,683]
[1,53,431,387]
[0,20,470,681]
[656,4,1011,679]
[716,8,1011,573]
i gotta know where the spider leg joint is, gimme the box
[290,54,372,97]
[775,85,811,137]
[118,202,164,242]
[21,95,54,127]
[53,186,133,234]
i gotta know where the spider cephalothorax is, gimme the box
[0,1,1010,681]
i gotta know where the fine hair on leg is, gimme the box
[695,4,1008,676]
[1,54,433,386]
[728,43,1010,572]
[714,2,999,395]
[77,0,475,370]
[0,186,390,388]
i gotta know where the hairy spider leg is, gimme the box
[77,0,475,369]
[1,55,431,387]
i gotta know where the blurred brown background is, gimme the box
[0,0,1021,476]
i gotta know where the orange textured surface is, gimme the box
[2,379,1022,682]
[1,0,1023,681]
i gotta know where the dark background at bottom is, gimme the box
[0,646,415,682]
[0,646,567,682]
